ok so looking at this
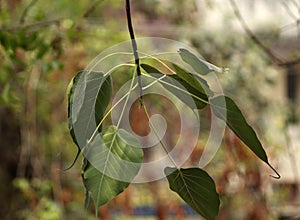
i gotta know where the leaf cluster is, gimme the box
[67,48,279,219]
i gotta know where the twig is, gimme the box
[0,19,60,32]
[125,0,143,101]
[229,0,284,65]
[83,0,104,18]
[19,0,39,25]
[1,0,103,32]
[280,0,298,21]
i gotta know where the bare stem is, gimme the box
[125,0,143,101]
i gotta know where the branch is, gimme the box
[19,0,39,25]
[125,0,143,100]
[83,0,104,18]
[1,0,103,32]
[230,0,300,67]
[229,0,284,65]
[0,19,61,32]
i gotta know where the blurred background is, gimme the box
[0,0,300,219]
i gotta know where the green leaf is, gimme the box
[71,70,112,148]
[172,63,214,97]
[164,167,220,220]
[82,161,130,212]
[82,125,143,213]
[67,71,83,147]
[95,73,112,132]
[66,70,112,169]
[179,48,228,75]
[210,96,279,178]
[141,63,208,109]
[66,71,83,170]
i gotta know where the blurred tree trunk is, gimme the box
[0,107,21,219]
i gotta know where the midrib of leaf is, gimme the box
[83,76,102,145]
[142,73,209,105]
[177,170,204,215]
[94,70,137,207]
[138,51,177,74]
[87,52,134,74]
[86,82,138,145]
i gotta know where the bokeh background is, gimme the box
[0,0,300,219]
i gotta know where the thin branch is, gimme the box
[0,19,61,32]
[83,0,104,18]
[280,0,298,21]
[19,0,39,25]
[125,0,143,100]
[1,0,103,32]
[229,0,284,64]
[229,0,300,66]
[291,0,300,10]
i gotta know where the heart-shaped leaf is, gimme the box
[82,125,143,214]
[164,167,220,220]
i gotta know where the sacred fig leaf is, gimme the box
[82,161,130,214]
[65,71,84,170]
[172,63,214,97]
[210,95,280,178]
[71,70,112,148]
[141,63,208,109]
[67,70,84,147]
[164,167,220,220]
[82,125,143,214]
[179,48,228,75]
[66,70,112,170]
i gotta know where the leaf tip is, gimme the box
[62,149,81,171]
[268,163,281,179]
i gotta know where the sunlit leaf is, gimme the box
[82,161,130,213]
[82,125,143,214]
[165,167,220,220]
[179,48,228,75]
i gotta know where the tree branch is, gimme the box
[229,0,284,64]
[19,0,39,25]
[83,0,104,18]
[125,0,143,100]
[229,0,300,67]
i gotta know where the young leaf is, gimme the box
[179,48,228,75]
[82,125,143,213]
[164,167,220,220]
[210,95,280,178]
[82,161,130,212]
[141,63,208,109]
